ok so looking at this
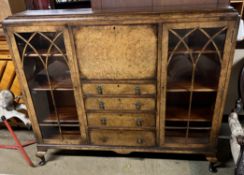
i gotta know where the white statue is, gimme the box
[0,90,31,128]
[229,112,244,164]
[237,19,244,41]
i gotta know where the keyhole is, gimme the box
[113,26,116,30]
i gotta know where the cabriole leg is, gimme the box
[206,156,218,173]
[36,147,47,166]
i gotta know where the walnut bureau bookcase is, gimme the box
[3,8,239,169]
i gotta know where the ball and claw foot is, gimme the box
[38,157,46,166]
[209,162,218,173]
[36,152,46,166]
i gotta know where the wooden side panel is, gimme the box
[74,25,157,80]
[159,24,167,146]
[210,20,240,145]
[64,28,89,143]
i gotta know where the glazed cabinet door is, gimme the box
[160,21,235,147]
[6,26,87,144]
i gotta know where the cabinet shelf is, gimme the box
[39,123,79,127]
[169,48,223,55]
[165,136,209,144]
[24,50,66,57]
[43,131,81,141]
[167,82,217,92]
[39,107,78,125]
[166,107,212,122]
[165,129,210,144]
[165,126,211,130]
[32,79,73,91]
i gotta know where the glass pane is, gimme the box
[165,128,187,144]
[190,92,217,120]
[31,91,55,123]
[167,54,193,90]
[23,56,47,89]
[14,32,80,142]
[61,126,81,140]
[165,92,189,144]
[53,91,78,123]
[195,54,221,89]
[47,57,72,89]
[166,92,190,120]
[40,126,60,139]
[187,129,210,144]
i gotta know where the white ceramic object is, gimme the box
[0,90,31,128]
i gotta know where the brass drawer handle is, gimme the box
[96,85,103,95]
[100,117,107,126]
[135,86,141,95]
[137,138,144,144]
[99,101,105,110]
[135,102,142,110]
[100,136,108,143]
[136,118,143,127]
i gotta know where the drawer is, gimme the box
[87,113,155,128]
[90,130,156,147]
[85,98,155,111]
[82,83,156,96]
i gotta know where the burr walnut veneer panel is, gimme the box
[74,25,157,80]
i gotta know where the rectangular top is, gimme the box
[9,6,234,18]
[2,7,238,27]
[91,0,230,11]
